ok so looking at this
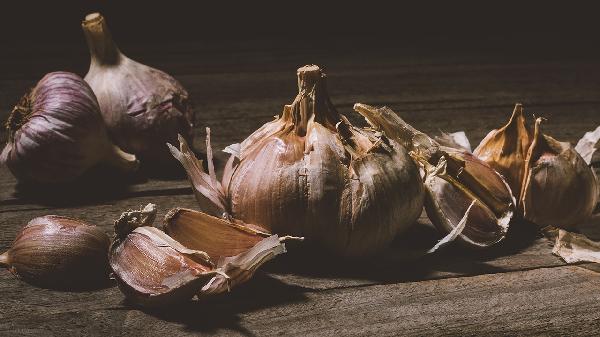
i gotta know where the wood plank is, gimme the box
[1,265,598,336]
[0,192,565,291]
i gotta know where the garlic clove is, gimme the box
[473,103,531,198]
[0,72,138,184]
[163,208,270,260]
[1,215,110,289]
[520,118,599,229]
[110,204,286,307]
[420,156,510,247]
[82,13,195,166]
[354,103,515,248]
[163,208,288,294]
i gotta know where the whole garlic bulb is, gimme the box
[0,215,110,289]
[170,65,424,257]
[0,71,138,183]
[474,104,599,229]
[82,13,195,166]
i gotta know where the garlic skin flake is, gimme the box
[353,103,515,248]
[170,65,424,257]
[82,13,195,166]
[0,216,110,289]
[109,204,285,307]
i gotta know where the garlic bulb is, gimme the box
[169,65,424,257]
[474,104,598,229]
[353,104,515,248]
[82,13,195,166]
[0,215,110,289]
[0,72,138,183]
[109,204,285,307]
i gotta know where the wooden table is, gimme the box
[2,41,600,336]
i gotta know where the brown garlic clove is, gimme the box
[418,156,511,247]
[110,204,286,307]
[164,208,289,293]
[473,103,531,199]
[354,103,515,248]
[520,119,599,229]
[0,216,110,289]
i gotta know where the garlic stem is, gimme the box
[0,251,9,268]
[104,144,139,173]
[82,13,121,66]
[291,65,339,136]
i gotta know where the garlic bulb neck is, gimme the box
[5,92,33,142]
[82,13,122,67]
[290,65,339,136]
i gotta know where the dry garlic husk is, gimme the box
[82,13,195,166]
[474,104,599,229]
[353,103,515,248]
[0,72,138,183]
[109,204,285,307]
[0,216,110,289]
[169,65,424,257]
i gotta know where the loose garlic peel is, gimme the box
[354,103,515,248]
[170,65,424,257]
[109,204,286,307]
[474,104,599,229]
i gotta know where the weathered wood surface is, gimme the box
[1,42,600,336]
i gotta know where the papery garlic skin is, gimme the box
[520,119,598,228]
[0,72,138,183]
[0,215,110,289]
[171,65,424,257]
[82,13,195,166]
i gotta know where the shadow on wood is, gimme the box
[138,274,308,335]
[265,218,543,286]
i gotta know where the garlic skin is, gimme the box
[353,103,515,248]
[520,118,598,228]
[0,72,138,183]
[474,103,531,199]
[110,204,286,307]
[170,65,424,257]
[0,215,110,289]
[82,13,195,166]
[474,104,598,229]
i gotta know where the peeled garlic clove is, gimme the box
[0,215,110,289]
[520,119,599,229]
[110,204,286,307]
[473,103,531,198]
[0,72,138,184]
[420,157,510,247]
[354,103,515,248]
[170,65,424,257]
[164,208,286,294]
[82,13,195,166]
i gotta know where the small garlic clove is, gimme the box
[110,204,287,307]
[420,156,511,247]
[1,215,110,289]
[520,119,599,229]
[473,103,531,198]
